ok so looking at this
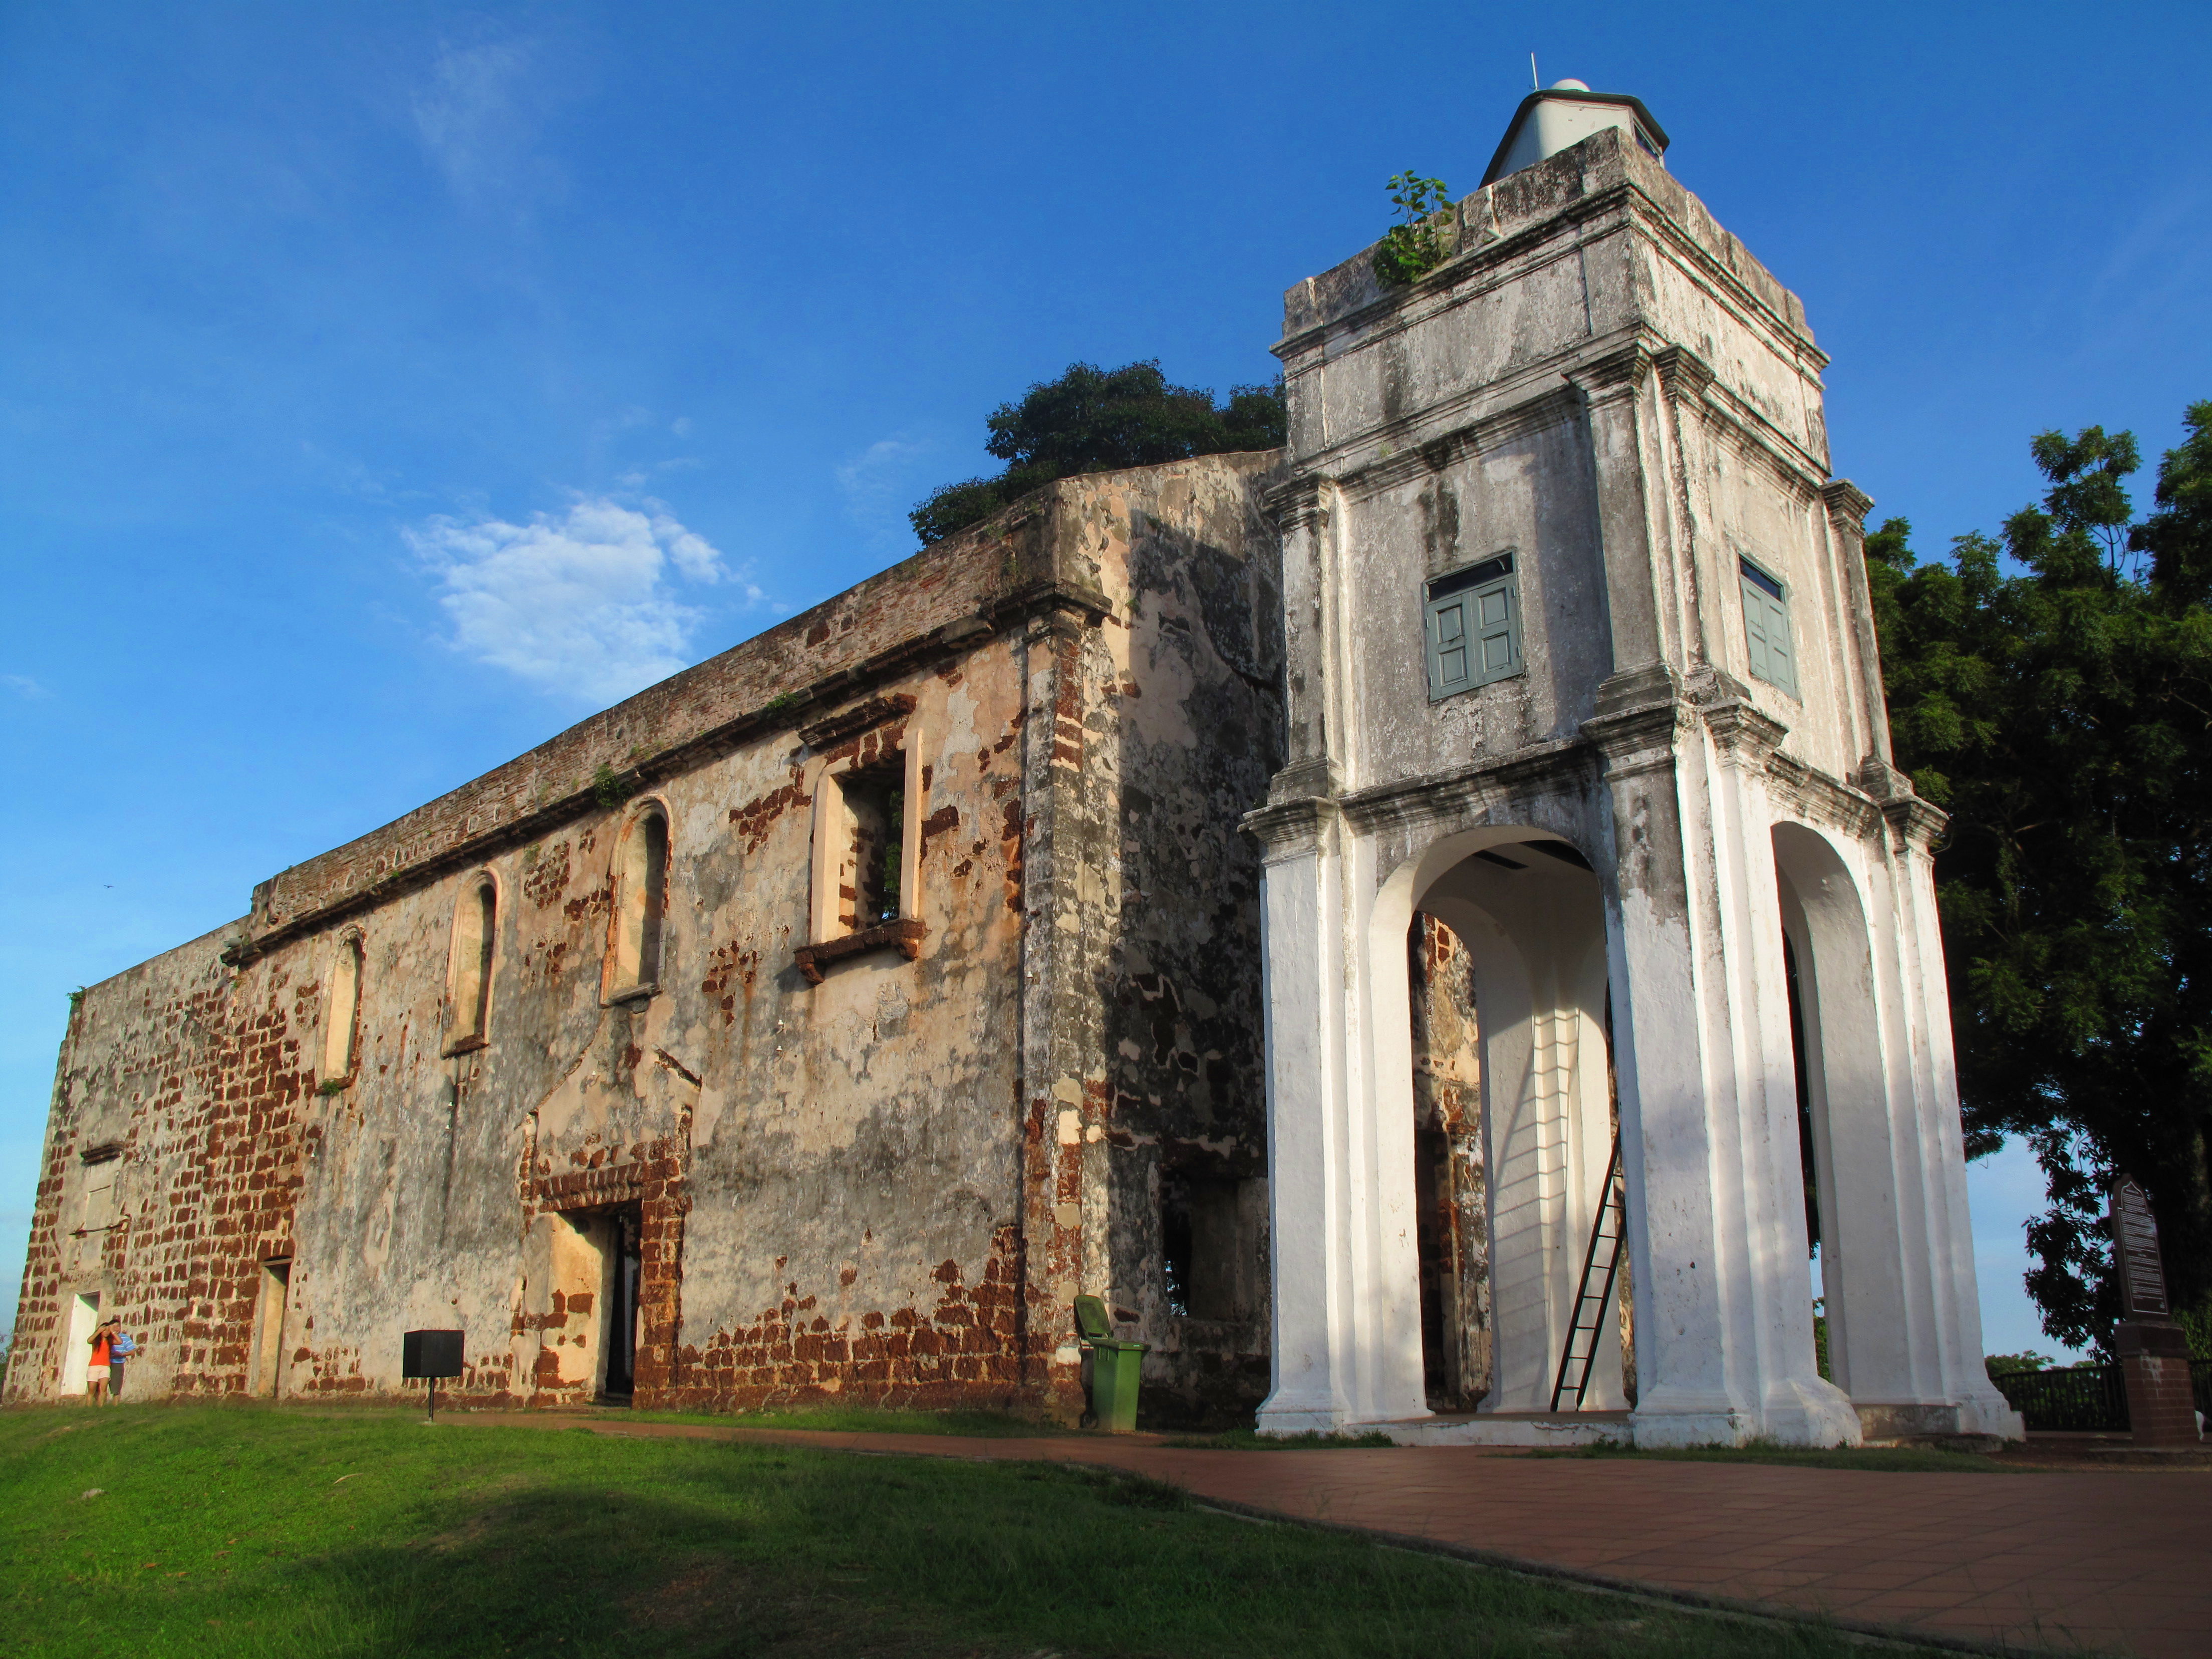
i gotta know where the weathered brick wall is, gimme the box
[4,923,313,1403]
[1032,455,1287,1423]
[7,453,1291,1427]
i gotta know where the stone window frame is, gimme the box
[1424,549,1523,701]
[322,926,365,1087]
[443,869,500,1056]
[76,1142,125,1237]
[1739,551,1800,699]
[1160,1163,1264,1326]
[602,797,673,1008]
[796,707,929,984]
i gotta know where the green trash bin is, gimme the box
[1073,1295,1149,1434]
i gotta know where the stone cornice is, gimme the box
[796,693,918,751]
[1261,473,1331,533]
[1852,757,1948,851]
[1240,796,1340,859]
[1651,343,1717,400]
[1564,340,1656,401]
[1620,187,1829,377]
[1581,663,1691,776]
[1764,753,1885,843]
[1337,736,1598,837]
[1652,342,1832,498]
[1275,181,1624,361]
[1286,321,1827,509]
[1821,479,1875,529]
[1690,666,1791,764]
[1277,140,1825,382]
[1309,382,1588,504]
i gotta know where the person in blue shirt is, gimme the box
[107,1322,136,1400]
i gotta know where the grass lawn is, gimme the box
[1,1404,1950,1659]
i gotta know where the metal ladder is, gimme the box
[1549,1133,1626,1411]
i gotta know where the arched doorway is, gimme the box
[1772,820,1909,1406]
[1408,911,1487,1410]
[1391,830,1625,1418]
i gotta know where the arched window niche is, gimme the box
[321,929,364,1085]
[444,873,498,1055]
[606,802,671,1004]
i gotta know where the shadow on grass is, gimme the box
[0,1407,1963,1659]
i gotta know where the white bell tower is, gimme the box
[1247,89,2022,1446]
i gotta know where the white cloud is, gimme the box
[837,435,934,552]
[410,33,561,203]
[3,673,51,700]
[408,496,761,704]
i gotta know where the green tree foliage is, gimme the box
[1867,402,2212,1354]
[1371,170,1454,287]
[908,361,1286,545]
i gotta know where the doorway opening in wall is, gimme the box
[252,1261,291,1399]
[1161,1168,1249,1322]
[1409,912,1487,1413]
[599,1206,643,1405]
[1399,835,1625,1417]
[1772,819,1894,1404]
[62,1292,101,1395]
[1783,931,1832,1381]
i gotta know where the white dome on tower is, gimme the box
[1483,80,1667,185]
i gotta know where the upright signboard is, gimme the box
[2109,1176,2170,1319]
[402,1328,465,1421]
[2106,1178,2199,1447]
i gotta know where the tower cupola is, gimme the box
[1481,79,1669,184]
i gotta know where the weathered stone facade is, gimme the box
[1250,110,2021,1446]
[6,455,1282,1424]
[10,83,2024,1448]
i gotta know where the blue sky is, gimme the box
[5,2,2208,1358]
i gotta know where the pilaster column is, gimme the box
[1822,480,1891,774]
[1014,606,1109,1421]
[1572,345,1679,678]
[1696,685,1859,1443]
[1244,796,1352,1431]
[1861,773,2023,1437]
[1584,675,1860,1446]
[1265,477,1343,798]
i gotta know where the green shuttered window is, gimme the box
[1740,556,1797,697]
[1425,552,1522,700]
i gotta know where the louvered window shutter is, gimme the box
[1426,552,1522,700]
[1739,559,1797,697]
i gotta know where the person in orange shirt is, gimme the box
[86,1318,117,1405]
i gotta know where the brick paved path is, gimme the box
[469,1415,2212,1657]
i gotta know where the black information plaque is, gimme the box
[402,1327,465,1422]
[402,1328,465,1379]
[2109,1176,2170,1320]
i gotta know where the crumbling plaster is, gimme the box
[1250,126,2018,1447]
[7,453,1285,1426]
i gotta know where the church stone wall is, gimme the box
[6,452,1285,1426]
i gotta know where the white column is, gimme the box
[1588,683,1861,1446]
[1880,799,2023,1437]
[1251,800,1351,1431]
[1341,828,1432,1427]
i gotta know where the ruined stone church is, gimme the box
[7,84,2022,1445]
